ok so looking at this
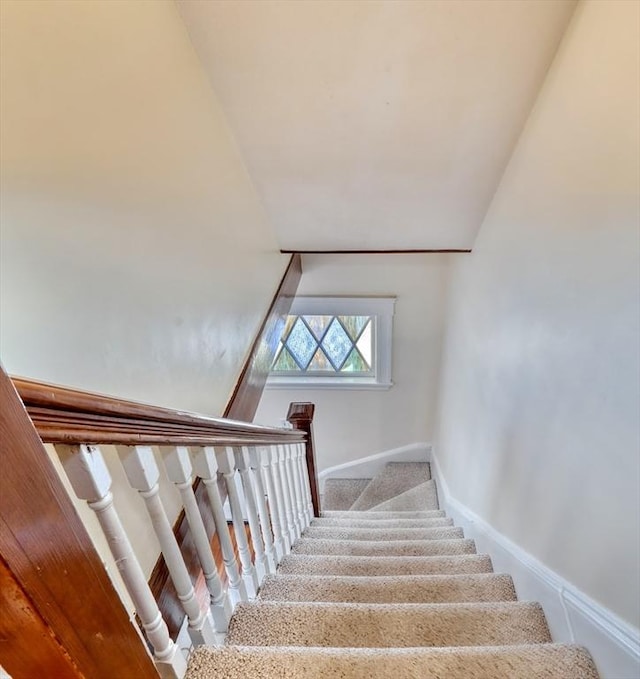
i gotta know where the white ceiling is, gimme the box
[177,0,576,251]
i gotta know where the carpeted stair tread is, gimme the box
[292,537,477,557]
[277,554,495,576]
[258,573,517,603]
[311,516,454,528]
[225,600,552,648]
[368,480,439,511]
[323,478,371,511]
[302,525,463,541]
[322,509,444,520]
[349,462,432,511]
[187,644,599,679]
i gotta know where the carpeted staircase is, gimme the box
[187,462,599,678]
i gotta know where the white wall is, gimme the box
[435,0,639,630]
[0,0,287,416]
[0,0,287,582]
[255,253,452,471]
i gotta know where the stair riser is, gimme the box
[226,601,552,648]
[311,517,453,528]
[292,538,477,557]
[277,554,495,577]
[321,510,444,519]
[188,645,600,679]
[259,574,517,604]
[302,527,464,541]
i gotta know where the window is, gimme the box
[267,297,395,389]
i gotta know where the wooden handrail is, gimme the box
[13,377,306,447]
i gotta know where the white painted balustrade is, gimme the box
[116,445,218,648]
[248,446,279,570]
[55,444,187,679]
[160,446,232,631]
[216,447,260,598]
[258,446,287,562]
[234,446,271,580]
[192,447,248,607]
[278,444,300,543]
[53,438,313,677]
[297,442,314,525]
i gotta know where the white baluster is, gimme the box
[56,445,186,679]
[267,445,291,553]
[260,446,287,560]
[215,447,259,598]
[192,447,247,607]
[287,443,306,532]
[298,442,315,519]
[293,442,310,528]
[275,445,297,545]
[160,446,232,633]
[281,444,301,539]
[116,445,216,647]
[233,446,269,582]
[247,446,278,571]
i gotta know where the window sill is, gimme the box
[265,377,393,391]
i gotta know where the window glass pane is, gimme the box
[303,315,332,341]
[322,318,352,368]
[342,347,368,372]
[285,318,317,368]
[273,346,301,371]
[281,315,297,341]
[356,319,372,366]
[338,315,369,340]
[307,347,334,371]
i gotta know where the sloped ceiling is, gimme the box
[177,0,576,250]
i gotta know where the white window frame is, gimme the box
[266,296,395,390]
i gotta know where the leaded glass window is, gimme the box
[267,296,395,389]
[272,315,373,375]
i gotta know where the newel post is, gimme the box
[286,402,320,517]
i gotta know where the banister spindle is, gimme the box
[299,441,314,522]
[192,447,247,606]
[216,447,259,598]
[260,446,287,560]
[247,446,278,570]
[160,446,232,632]
[267,445,291,553]
[116,445,216,647]
[56,444,187,679]
[293,442,311,528]
[287,443,306,532]
[233,446,270,581]
[281,444,302,539]
[277,444,298,544]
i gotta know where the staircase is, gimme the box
[186,462,599,678]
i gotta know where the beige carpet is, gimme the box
[186,461,599,678]
[322,478,371,510]
[349,462,431,511]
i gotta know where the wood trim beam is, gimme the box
[279,249,472,254]
[224,252,302,421]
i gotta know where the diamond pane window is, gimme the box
[286,318,317,369]
[268,297,395,389]
[272,314,371,374]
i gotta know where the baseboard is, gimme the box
[318,442,431,493]
[431,451,640,679]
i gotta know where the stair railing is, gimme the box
[13,377,317,679]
